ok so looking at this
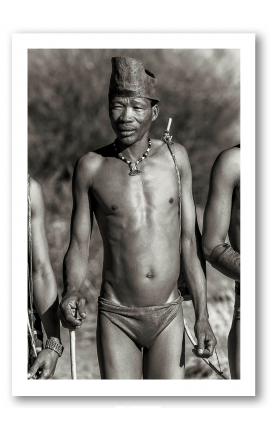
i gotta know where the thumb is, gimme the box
[197,334,205,356]
[78,297,86,319]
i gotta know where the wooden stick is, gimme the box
[167,118,172,132]
[70,330,77,380]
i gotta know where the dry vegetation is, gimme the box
[28,49,239,379]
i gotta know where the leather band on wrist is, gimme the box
[45,338,64,357]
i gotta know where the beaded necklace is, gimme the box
[113,138,152,176]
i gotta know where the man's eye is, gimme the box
[134,107,143,110]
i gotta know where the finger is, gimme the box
[199,349,211,358]
[68,302,84,323]
[63,320,83,330]
[78,297,86,319]
[59,299,76,313]
[69,324,81,332]
[200,343,214,358]
[59,299,76,315]
[63,322,80,331]
[27,373,38,380]
[38,371,51,380]
[60,317,78,329]
[192,348,208,358]
[28,359,41,378]
[63,309,82,326]
[205,338,215,357]
[196,335,205,356]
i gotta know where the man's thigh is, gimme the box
[143,308,185,379]
[96,313,143,379]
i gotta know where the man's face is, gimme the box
[109,97,159,145]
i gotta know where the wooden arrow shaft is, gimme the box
[70,330,77,380]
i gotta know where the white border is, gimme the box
[12,33,255,396]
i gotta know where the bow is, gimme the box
[162,119,227,380]
[184,318,227,380]
[27,312,37,358]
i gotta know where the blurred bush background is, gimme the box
[28,49,239,379]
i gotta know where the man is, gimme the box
[202,145,240,379]
[59,57,216,379]
[27,176,64,379]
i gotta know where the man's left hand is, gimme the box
[27,349,59,380]
[193,319,217,358]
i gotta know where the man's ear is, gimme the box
[152,104,159,122]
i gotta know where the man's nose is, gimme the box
[120,106,133,122]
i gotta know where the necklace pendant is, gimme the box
[129,168,141,176]
[129,162,141,176]
[114,138,152,176]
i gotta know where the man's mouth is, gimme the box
[117,129,136,136]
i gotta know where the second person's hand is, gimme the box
[59,291,86,331]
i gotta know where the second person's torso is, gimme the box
[91,140,182,306]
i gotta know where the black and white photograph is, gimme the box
[12,34,255,396]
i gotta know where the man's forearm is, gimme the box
[63,245,89,295]
[182,240,208,320]
[33,271,61,340]
[209,243,240,281]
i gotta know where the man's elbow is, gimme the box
[202,246,212,262]
[32,262,53,281]
[183,236,209,267]
[182,235,199,257]
[202,236,215,262]
[202,237,226,263]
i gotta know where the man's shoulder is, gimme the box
[153,140,190,176]
[29,176,41,191]
[214,145,240,172]
[76,150,105,173]
[171,141,189,159]
[29,176,44,215]
[74,148,113,188]
[166,141,190,170]
[154,139,188,161]
[77,144,114,169]
[212,145,240,184]
[29,176,43,201]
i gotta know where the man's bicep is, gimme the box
[203,156,235,258]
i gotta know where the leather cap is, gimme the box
[109,57,160,102]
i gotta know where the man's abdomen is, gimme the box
[100,221,180,306]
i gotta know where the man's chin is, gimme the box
[116,134,138,146]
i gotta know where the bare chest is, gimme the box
[91,154,179,222]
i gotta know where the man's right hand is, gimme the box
[59,292,87,331]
